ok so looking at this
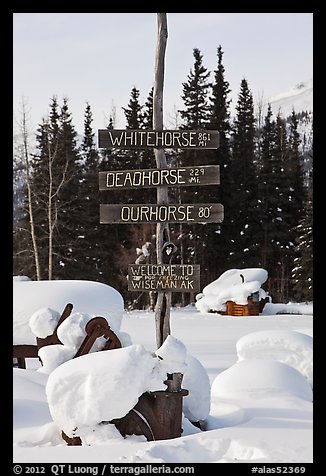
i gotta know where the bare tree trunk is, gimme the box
[46,134,68,280]
[19,99,42,280]
[47,137,54,280]
[153,13,171,348]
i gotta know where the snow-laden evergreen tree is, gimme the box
[271,114,297,301]
[175,48,212,294]
[52,98,83,279]
[179,48,211,130]
[197,45,233,284]
[77,102,104,281]
[256,106,304,301]
[123,87,144,129]
[287,110,305,228]
[291,171,313,301]
[229,78,260,269]
[143,87,153,129]
[119,87,145,201]
[100,87,154,304]
[257,104,279,272]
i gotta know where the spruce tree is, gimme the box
[179,48,211,130]
[199,45,233,283]
[100,88,150,304]
[99,114,130,291]
[78,102,104,281]
[229,78,259,269]
[257,106,298,301]
[52,98,83,279]
[287,110,305,229]
[176,48,212,296]
[273,114,297,301]
[257,104,279,272]
[291,171,313,301]
[119,87,145,201]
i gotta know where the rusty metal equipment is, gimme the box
[14,301,189,444]
[63,372,189,445]
[36,303,74,351]
[74,316,122,358]
[13,303,122,367]
[112,373,188,441]
[13,303,73,369]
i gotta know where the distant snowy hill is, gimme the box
[265,79,313,175]
[268,78,313,118]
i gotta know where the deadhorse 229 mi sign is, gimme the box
[99,165,220,190]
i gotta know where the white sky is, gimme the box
[13,12,313,135]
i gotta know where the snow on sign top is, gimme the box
[195,268,268,314]
[13,279,124,346]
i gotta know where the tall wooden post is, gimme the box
[153,13,171,348]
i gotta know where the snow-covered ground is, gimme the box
[13,281,313,464]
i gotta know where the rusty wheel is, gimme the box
[85,317,109,336]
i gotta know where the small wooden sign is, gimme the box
[100,203,224,224]
[98,129,219,149]
[99,165,220,190]
[128,264,200,292]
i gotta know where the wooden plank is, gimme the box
[99,165,220,190]
[100,203,224,224]
[128,264,200,292]
[98,129,220,149]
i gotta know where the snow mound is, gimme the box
[236,330,313,387]
[13,280,124,345]
[154,335,187,374]
[195,268,268,314]
[29,307,61,339]
[153,336,211,422]
[38,345,76,375]
[211,360,312,402]
[45,334,210,441]
[182,354,211,422]
[46,344,157,438]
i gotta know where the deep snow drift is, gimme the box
[13,278,313,463]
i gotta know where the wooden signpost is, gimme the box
[99,165,220,190]
[98,13,223,349]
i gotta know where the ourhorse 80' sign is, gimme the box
[100,203,224,224]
